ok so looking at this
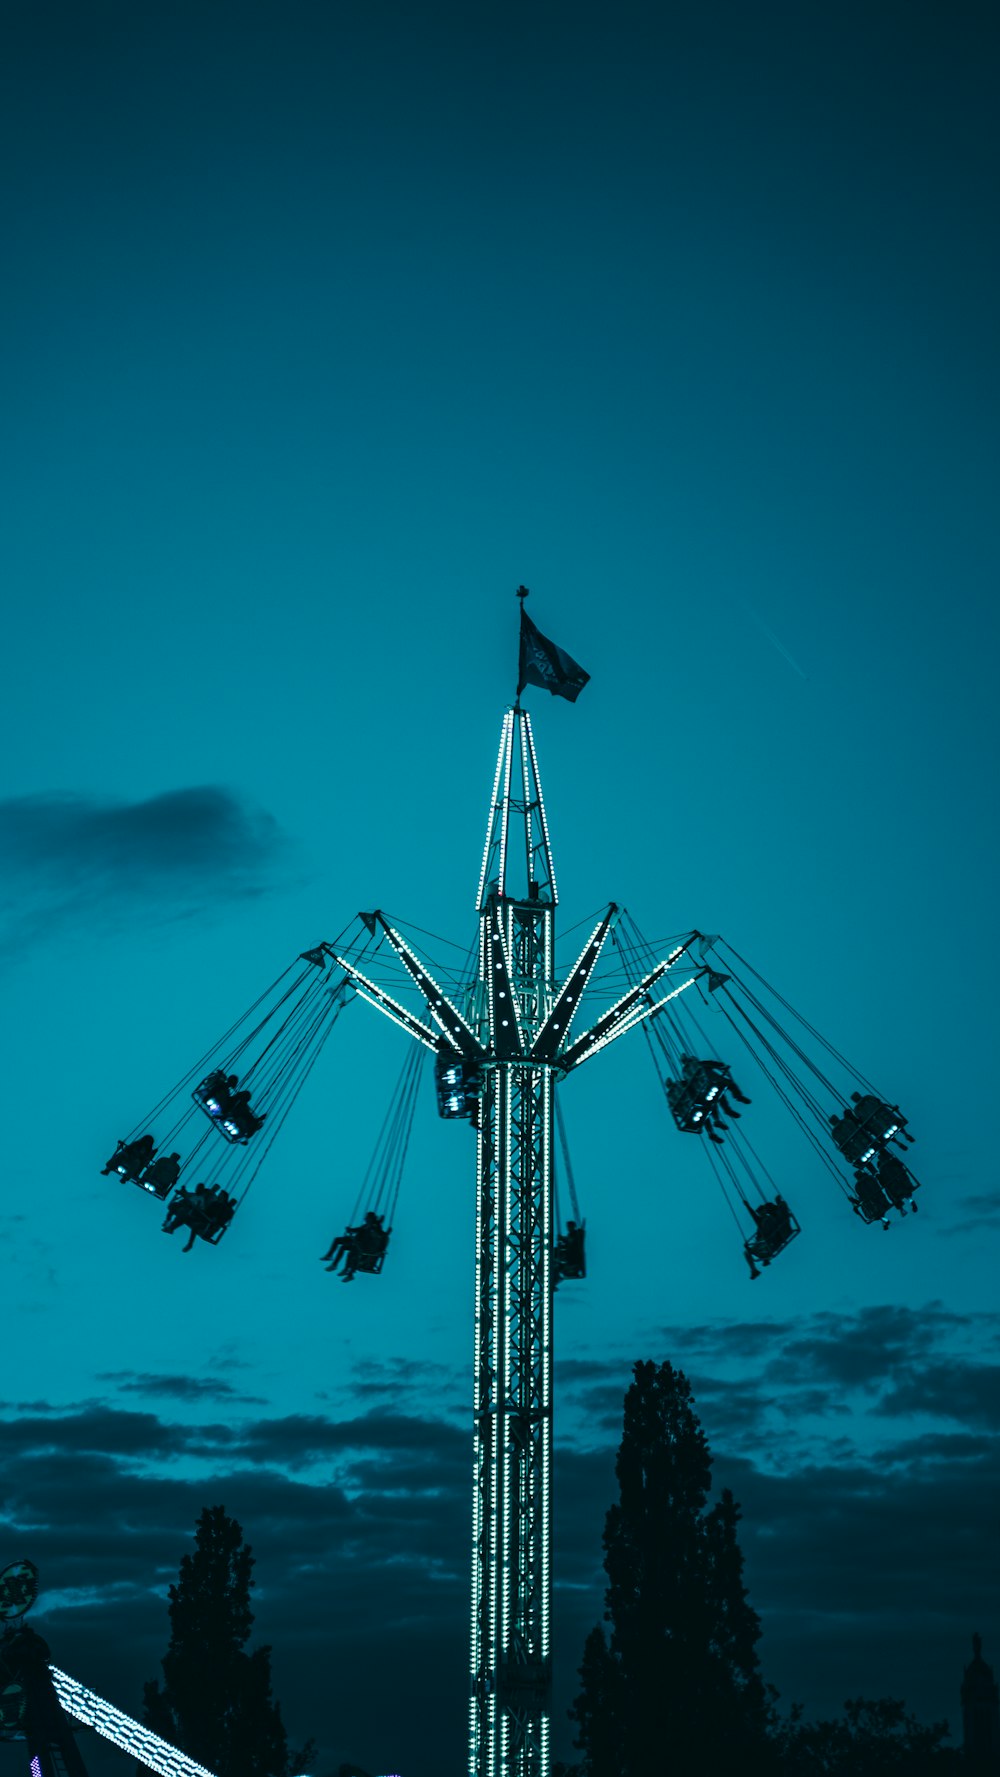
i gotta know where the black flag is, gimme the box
[517,609,590,703]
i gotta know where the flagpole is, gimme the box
[515,584,530,709]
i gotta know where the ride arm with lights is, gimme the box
[554,937,700,1073]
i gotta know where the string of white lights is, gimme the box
[49,1667,218,1777]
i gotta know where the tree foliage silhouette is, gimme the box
[569,1359,774,1777]
[143,1505,314,1777]
[775,1697,961,1776]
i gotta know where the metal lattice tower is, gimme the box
[469,707,557,1776]
[333,704,697,1777]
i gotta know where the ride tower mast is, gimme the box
[331,602,696,1777]
[469,695,558,1777]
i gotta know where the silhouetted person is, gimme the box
[554,1220,586,1282]
[323,1224,360,1273]
[162,1187,194,1235]
[851,1092,913,1144]
[347,1211,389,1277]
[851,1168,891,1227]
[142,1152,181,1195]
[227,1088,265,1137]
[682,1054,751,1105]
[771,1193,793,1234]
[877,1150,916,1213]
[829,1109,876,1165]
[102,1134,156,1179]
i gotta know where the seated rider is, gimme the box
[200,1069,230,1102]
[666,1077,697,1119]
[321,1225,359,1272]
[851,1168,891,1227]
[553,1220,586,1282]
[748,1199,772,1228]
[829,1110,877,1166]
[141,1152,182,1195]
[167,1184,223,1253]
[162,1186,196,1234]
[746,1195,796,1265]
[744,1242,762,1281]
[201,1189,236,1239]
[771,1193,793,1235]
[682,1055,752,1106]
[666,1077,725,1143]
[876,1150,916,1213]
[102,1133,156,1179]
[227,1088,265,1135]
[198,1071,242,1114]
[350,1211,390,1275]
[850,1093,913,1145]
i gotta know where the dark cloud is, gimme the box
[99,1372,266,1406]
[0,786,286,943]
[346,1354,458,1403]
[941,1188,1000,1234]
[876,1360,1000,1428]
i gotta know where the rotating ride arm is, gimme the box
[330,951,441,1053]
[370,912,484,1057]
[529,906,618,1064]
[334,912,488,1064]
[555,937,699,1074]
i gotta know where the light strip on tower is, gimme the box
[477,712,513,912]
[518,709,534,891]
[540,1067,552,1667]
[497,711,514,900]
[486,907,526,1056]
[523,715,558,905]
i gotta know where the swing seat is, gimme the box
[745,1199,799,1266]
[435,1050,482,1120]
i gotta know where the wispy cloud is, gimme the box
[98,1371,266,1407]
[940,1187,1000,1235]
[0,786,288,946]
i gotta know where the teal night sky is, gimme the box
[2,4,998,1775]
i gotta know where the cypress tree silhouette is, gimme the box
[143,1505,314,1777]
[569,1360,775,1777]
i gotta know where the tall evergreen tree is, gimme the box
[144,1505,313,1777]
[569,1360,775,1777]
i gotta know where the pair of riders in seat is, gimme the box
[101,1136,182,1199]
[162,1183,237,1252]
[666,1055,752,1145]
[196,1069,266,1141]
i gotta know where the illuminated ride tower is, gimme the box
[94,594,923,1777]
[330,700,697,1777]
